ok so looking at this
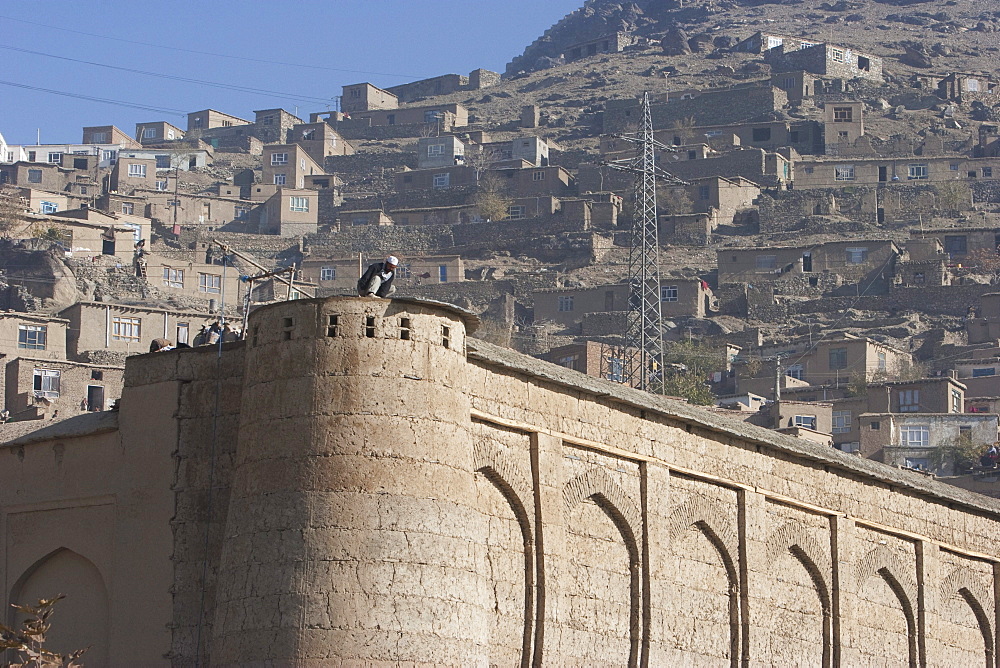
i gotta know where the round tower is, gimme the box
[210,296,494,665]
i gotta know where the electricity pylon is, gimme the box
[603,92,686,391]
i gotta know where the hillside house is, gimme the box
[765,41,883,83]
[795,155,1000,188]
[341,83,398,113]
[717,239,899,288]
[134,121,184,144]
[289,122,354,163]
[262,144,325,190]
[253,188,318,237]
[81,125,140,149]
[534,278,713,329]
[186,109,251,132]
[252,109,303,145]
[860,412,1000,474]
[2,357,123,420]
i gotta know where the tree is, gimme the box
[0,185,28,238]
[471,172,513,222]
[655,370,716,405]
[0,595,88,667]
[658,187,693,215]
[930,433,982,474]
[465,146,502,186]
[935,181,972,213]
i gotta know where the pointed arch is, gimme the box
[563,466,642,667]
[9,548,110,666]
[855,545,919,667]
[940,566,995,668]
[765,522,833,667]
[666,496,741,667]
[472,439,534,668]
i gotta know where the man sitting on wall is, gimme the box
[358,255,399,298]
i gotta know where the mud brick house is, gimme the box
[253,188,318,237]
[385,69,499,103]
[794,155,1000,188]
[0,313,68,361]
[603,86,789,133]
[910,227,1000,262]
[261,143,325,189]
[118,147,211,171]
[59,302,219,359]
[3,357,123,419]
[823,101,865,154]
[288,122,354,163]
[534,278,713,328]
[2,142,124,169]
[717,239,899,289]
[341,83,399,113]
[81,125,140,149]
[186,109,250,132]
[952,357,1000,398]
[860,412,1000,474]
[564,32,634,62]
[417,135,466,168]
[252,109,303,145]
[641,120,822,156]
[8,297,1000,665]
[108,156,157,193]
[937,72,999,103]
[765,41,883,83]
[134,121,184,144]
[745,399,834,446]
[538,340,640,386]
[396,163,572,196]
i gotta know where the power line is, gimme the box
[0,79,186,116]
[0,45,340,107]
[0,15,426,79]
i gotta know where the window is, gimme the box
[103,150,117,162]
[877,351,887,371]
[387,114,395,125]
[832,410,851,434]
[18,324,47,350]
[830,48,845,63]
[27,169,42,183]
[33,368,60,398]
[320,266,336,281]
[289,196,309,212]
[302,129,316,140]
[47,152,62,163]
[270,152,288,165]
[984,167,994,178]
[767,36,783,49]
[121,202,134,215]
[558,296,574,312]
[661,285,678,302]
[907,164,928,180]
[845,247,868,264]
[432,173,450,188]
[235,207,248,220]
[533,170,545,181]
[835,165,855,181]
[153,155,169,169]
[198,273,221,294]
[93,131,109,142]
[80,186,88,195]
[755,255,777,271]
[426,144,445,156]
[794,415,817,429]
[438,265,448,282]
[833,107,854,123]
[262,115,274,125]
[27,150,36,161]
[40,201,58,214]
[913,272,925,284]
[424,110,441,123]
[952,389,962,413]
[273,173,286,185]
[73,157,88,170]
[972,368,996,377]
[781,77,796,89]
[558,355,579,370]
[899,389,920,412]
[900,425,929,448]
[944,235,967,256]
[950,163,959,171]
[698,185,710,200]
[112,316,141,341]
[506,205,526,220]
[606,357,624,383]
[829,347,847,370]
[786,363,804,380]
[128,163,146,178]
[162,267,184,288]
[141,127,156,139]
[350,88,361,98]
[752,127,772,142]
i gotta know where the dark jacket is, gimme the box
[358,262,396,297]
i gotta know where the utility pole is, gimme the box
[603,92,686,391]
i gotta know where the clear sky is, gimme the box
[0,0,583,145]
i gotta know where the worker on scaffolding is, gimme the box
[357,255,399,298]
[133,239,149,277]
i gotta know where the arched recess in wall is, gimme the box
[472,438,534,667]
[939,566,995,668]
[8,548,110,667]
[666,495,741,668]
[854,545,919,668]
[563,466,642,667]
[764,522,833,668]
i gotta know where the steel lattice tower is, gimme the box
[604,92,685,391]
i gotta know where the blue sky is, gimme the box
[0,0,583,145]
